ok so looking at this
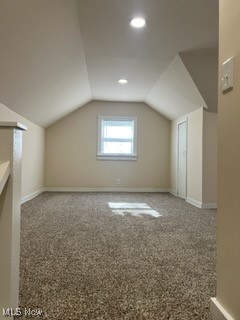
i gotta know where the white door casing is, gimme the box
[177,120,187,199]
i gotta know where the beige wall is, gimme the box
[0,103,45,199]
[203,110,217,204]
[45,101,170,190]
[216,0,240,318]
[170,107,217,206]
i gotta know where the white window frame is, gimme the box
[97,115,138,161]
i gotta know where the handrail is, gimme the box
[0,161,10,196]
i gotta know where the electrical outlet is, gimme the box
[116,178,121,185]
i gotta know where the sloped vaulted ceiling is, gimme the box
[146,54,207,120]
[0,0,218,127]
[0,0,92,127]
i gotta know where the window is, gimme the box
[97,116,137,160]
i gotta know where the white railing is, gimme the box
[0,161,10,196]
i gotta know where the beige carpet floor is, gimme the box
[18,192,216,320]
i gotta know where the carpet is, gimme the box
[18,192,216,320]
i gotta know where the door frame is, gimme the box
[177,118,188,199]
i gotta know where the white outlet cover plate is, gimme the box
[222,57,234,91]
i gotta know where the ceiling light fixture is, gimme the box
[118,79,128,84]
[130,17,146,28]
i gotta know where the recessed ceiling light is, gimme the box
[130,17,146,28]
[118,79,128,84]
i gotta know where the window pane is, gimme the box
[103,141,133,154]
[102,120,133,140]
[98,117,137,158]
[103,125,133,140]
[101,120,134,154]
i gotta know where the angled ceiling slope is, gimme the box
[180,48,218,113]
[146,55,207,120]
[0,0,218,127]
[0,0,91,127]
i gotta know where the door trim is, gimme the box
[177,118,188,199]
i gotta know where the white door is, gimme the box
[177,121,187,199]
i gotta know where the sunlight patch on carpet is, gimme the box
[108,202,161,217]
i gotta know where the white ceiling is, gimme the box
[146,54,207,120]
[0,0,218,127]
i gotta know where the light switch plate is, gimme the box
[222,57,234,92]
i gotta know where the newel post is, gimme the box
[0,122,27,319]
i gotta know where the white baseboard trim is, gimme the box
[186,197,217,209]
[210,298,235,320]
[169,189,178,196]
[202,203,217,209]
[21,188,45,204]
[45,187,170,193]
[20,189,217,209]
[186,197,202,208]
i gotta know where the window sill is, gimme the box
[97,155,137,161]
